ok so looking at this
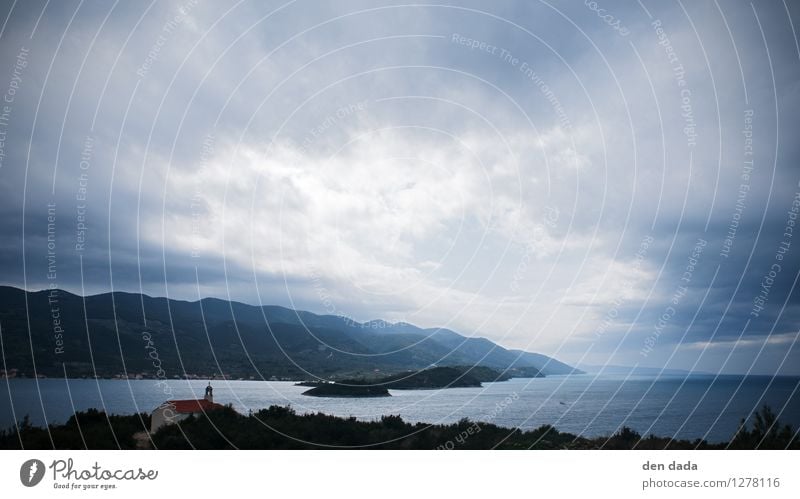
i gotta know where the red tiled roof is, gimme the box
[165,399,224,414]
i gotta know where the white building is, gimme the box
[150,383,224,433]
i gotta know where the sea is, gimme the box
[2,374,799,443]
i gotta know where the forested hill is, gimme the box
[0,286,581,379]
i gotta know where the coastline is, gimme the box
[3,404,797,450]
[4,376,799,446]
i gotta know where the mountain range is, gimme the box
[0,286,580,380]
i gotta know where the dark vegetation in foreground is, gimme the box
[0,410,151,449]
[1,405,797,450]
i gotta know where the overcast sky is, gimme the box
[0,0,798,374]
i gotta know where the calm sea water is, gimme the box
[2,375,799,443]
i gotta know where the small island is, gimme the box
[302,383,390,398]
[300,366,528,397]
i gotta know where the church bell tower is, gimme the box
[204,382,213,402]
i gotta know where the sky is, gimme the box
[0,0,798,374]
